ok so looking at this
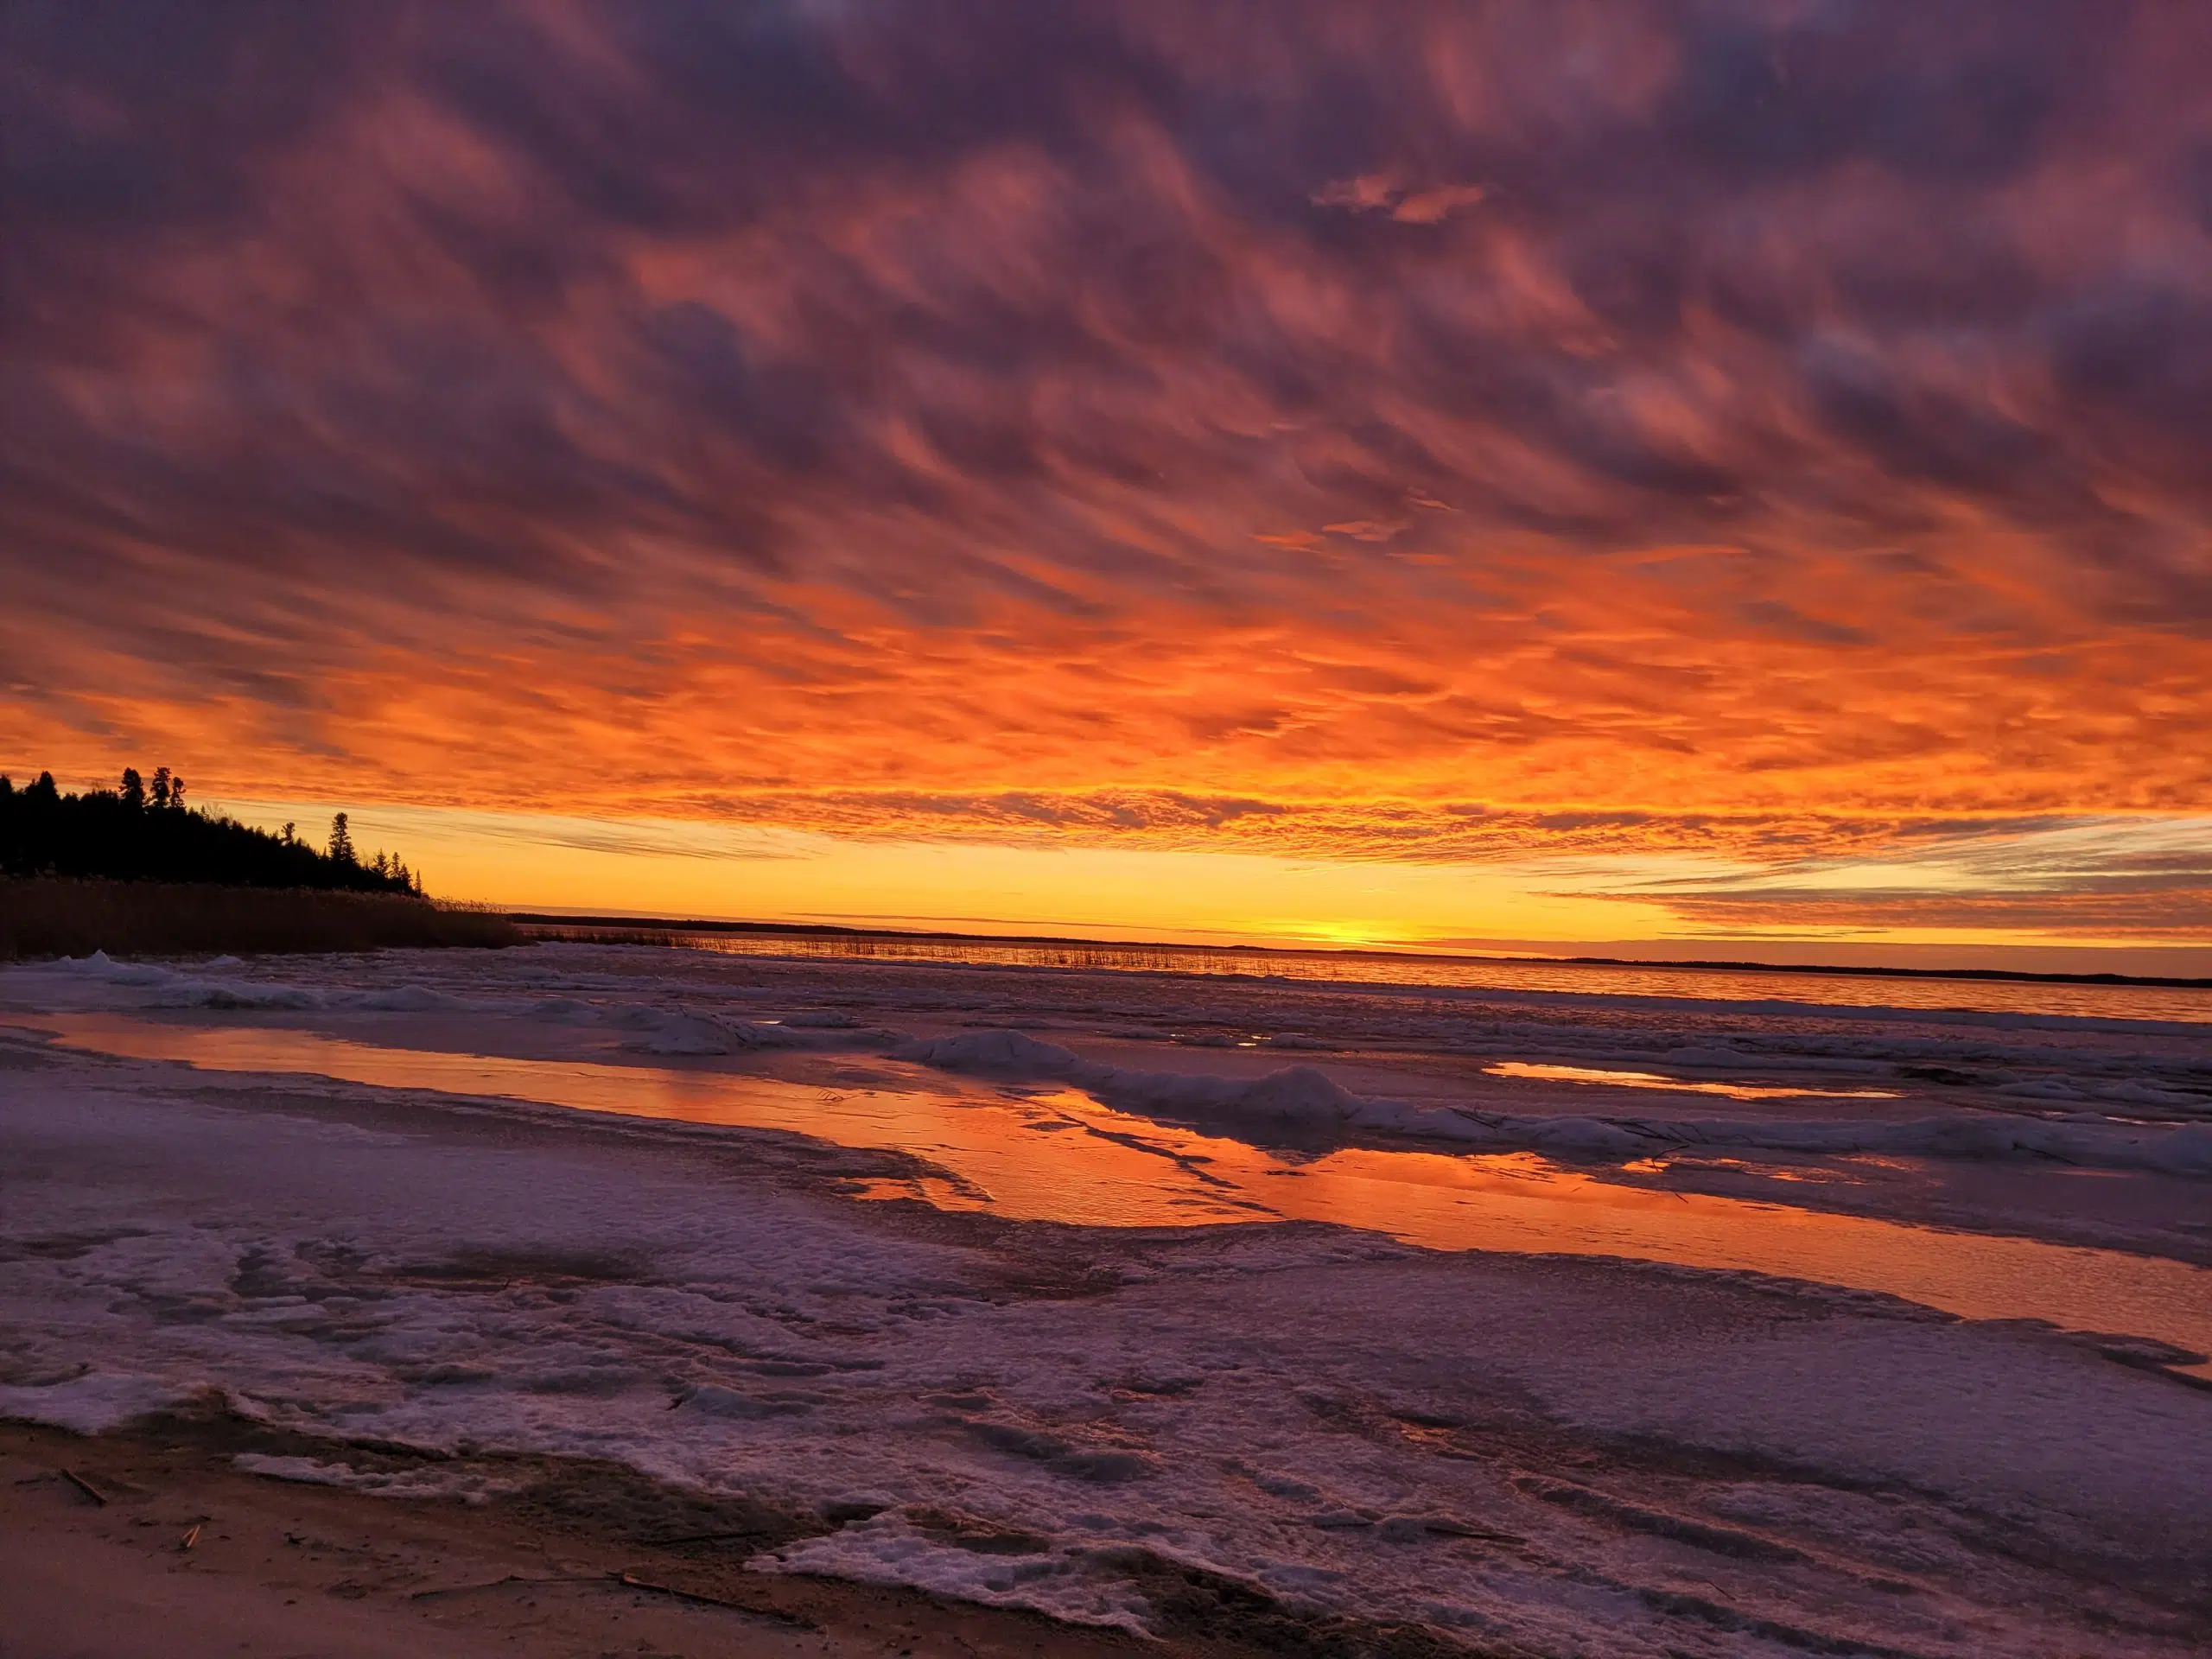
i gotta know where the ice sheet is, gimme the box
[3,942,2209,1654]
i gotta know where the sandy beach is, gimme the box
[0,1419,1197,1659]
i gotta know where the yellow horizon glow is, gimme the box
[204,796,2212,976]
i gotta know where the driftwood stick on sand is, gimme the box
[611,1571,743,1607]
[60,1468,110,1506]
[409,1573,598,1601]
[406,1566,809,1624]
[642,1528,762,1548]
[610,1573,817,1628]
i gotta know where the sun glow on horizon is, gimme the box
[152,794,2210,977]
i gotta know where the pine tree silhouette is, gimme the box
[3,767,423,895]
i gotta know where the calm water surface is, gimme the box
[29,1012,2211,1378]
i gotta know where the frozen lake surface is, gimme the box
[19,1010,2211,1378]
[3,941,2209,1654]
[595,925,2212,1024]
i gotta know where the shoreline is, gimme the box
[0,875,518,960]
[2,1416,1276,1659]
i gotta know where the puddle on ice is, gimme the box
[27,1013,2212,1377]
[1621,1154,1857,1184]
[1486,1060,1899,1101]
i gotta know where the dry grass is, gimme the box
[0,877,520,960]
[515,922,685,948]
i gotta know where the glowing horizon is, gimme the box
[2,790,2164,977]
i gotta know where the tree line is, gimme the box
[0,767,426,896]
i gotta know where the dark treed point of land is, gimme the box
[0,767,516,959]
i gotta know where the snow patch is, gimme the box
[232,1453,512,1503]
[896,1030,2212,1174]
[0,1371,194,1433]
[530,996,601,1022]
[752,1511,1155,1635]
[346,984,474,1013]
[893,1029,1085,1073]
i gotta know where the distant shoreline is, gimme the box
[508,912,2212,993]
[0,876,517,959]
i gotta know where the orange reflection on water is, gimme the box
[1485,1061,1898,1101]
[21,1014,2209,1376]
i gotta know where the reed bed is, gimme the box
[512,922,685,948]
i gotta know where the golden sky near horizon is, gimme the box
[4,3,2209,965]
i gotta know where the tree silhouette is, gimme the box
[3,766,424,896]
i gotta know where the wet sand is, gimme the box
[3,1420,1436,1659]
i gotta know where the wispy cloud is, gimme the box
[1586,817,2212,940]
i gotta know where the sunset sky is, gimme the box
[5,3,2209,970]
